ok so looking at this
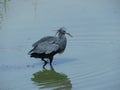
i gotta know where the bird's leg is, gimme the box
[50,57,53,66]
[41,58,48,68]
[50,64,55,71]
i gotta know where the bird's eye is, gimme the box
[63,31,65,33]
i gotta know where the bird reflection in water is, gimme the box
[31,66,72,90]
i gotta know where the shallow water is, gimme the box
[0,0,120,90]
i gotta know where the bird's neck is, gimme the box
[57,34,67,53]
[58,33,65,39]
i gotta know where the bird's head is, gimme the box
[56,27,72,37]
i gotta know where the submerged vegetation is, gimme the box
[0,12,3,26]
[0,0,38,28]
[31,66,72,90]
[0,0,10,28]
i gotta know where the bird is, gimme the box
[28,27,72,67]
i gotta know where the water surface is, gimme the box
[0,0,120,90]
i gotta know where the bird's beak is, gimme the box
[66,32,72,37]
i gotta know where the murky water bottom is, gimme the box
[0,0,120,90]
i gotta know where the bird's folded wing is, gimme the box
[33,42,59,54]
[33,42,48,53]
[45,44,59,54]
[32,36,56,47]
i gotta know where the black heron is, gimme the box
[28,27,72,67]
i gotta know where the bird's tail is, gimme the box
[30,53,40,58]
[28,46,37,55]
[28,48,34,55]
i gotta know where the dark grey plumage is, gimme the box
[28,27,72,67]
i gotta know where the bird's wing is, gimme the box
[45,44,59,54]
[32,36,59,54]
[32,36,56,47]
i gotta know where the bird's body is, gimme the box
[28,27,72,67]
